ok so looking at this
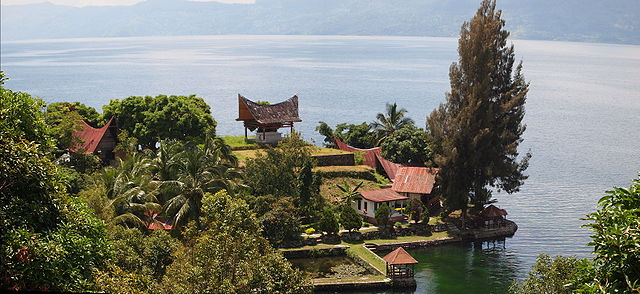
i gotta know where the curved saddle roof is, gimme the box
[236,94,302,124]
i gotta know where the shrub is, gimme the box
[305,228,316,235]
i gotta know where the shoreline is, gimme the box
[285,220,519,292]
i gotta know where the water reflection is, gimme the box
[333,239,522,294]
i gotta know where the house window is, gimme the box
[358,200,361,210]
[364,202,368,211]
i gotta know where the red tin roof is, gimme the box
[334,137,402,179]
[360,189,408,202]
[69,116,115,154]
[383,247,418,265]
[391,167,439,194]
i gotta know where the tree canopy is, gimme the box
[426,0,531,220]
[103,95,217,149]
[380,125,432,165]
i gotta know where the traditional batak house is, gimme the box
[352,189,408,224]
[236,94,301,144]
[69,116,118,164]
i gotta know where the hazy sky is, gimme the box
[1,0,255,6]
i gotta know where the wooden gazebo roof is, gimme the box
[236,94,301,125]
[383,247,418,265]
[480,205,508,218]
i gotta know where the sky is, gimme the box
[1,0,255,6]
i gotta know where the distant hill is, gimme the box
[2,0,639,44]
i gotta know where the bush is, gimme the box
[394,222,403,228]
[305,228,316,235]
[317,208,339,235]
[339,205,362,232]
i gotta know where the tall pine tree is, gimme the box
[427,0,531,225]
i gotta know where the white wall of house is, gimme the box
[352,198,407,219]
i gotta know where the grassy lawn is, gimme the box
[366,231,454,245]
[279,243,348,251]
[347,245,386,274]
[320,177,382,204]
[221,136,259,149]
[312,165,374,173]
[308,146,351,156]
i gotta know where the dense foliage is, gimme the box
[380,125,432,165]
[103,95,217,149]
[160,191,311,293]
[0,86,109,291]
[509,254,589,294]
[426,0,531,222]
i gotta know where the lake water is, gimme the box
[2,35,639,293]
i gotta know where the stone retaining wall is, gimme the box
[313,153,355,166]
[281,245,348,259]
[314,280,391,292]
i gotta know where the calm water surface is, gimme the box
[2,35,639,293]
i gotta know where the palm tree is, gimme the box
[336,181,364,207]
[370,102,415,144]
[162,138,243,229]
[101,154,161,230]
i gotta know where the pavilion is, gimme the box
[236,94,301,144]
[479,205,508,229]
[383,247,418,280]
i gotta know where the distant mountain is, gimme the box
[2,0,639,44]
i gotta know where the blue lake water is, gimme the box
[2,35,639,293]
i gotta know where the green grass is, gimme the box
[221,136,259,149]
[365,231,453,245]
[312,165,374,173]
[309,146,351,156]
[279,243,348,251]
[320,177,382,204]
[347,244,387,274]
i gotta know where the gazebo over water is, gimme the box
[236,94,301,144]
[383,247,418,280]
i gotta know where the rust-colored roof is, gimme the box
[69,116,115,154]
[391,167,439,194]
[383,247,418,265]
[360,189,408,202]
[375,152,402,181]
[480,205,508,218]
[334,138,401,179]
[236,94,302,124]
[334,137,380,168]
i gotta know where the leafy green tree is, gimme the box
[160,191,311,293]
[375,203,392,228]
[0,136,109,291]
[316,121,376,149]
[581,177,640,292]
[339,205,362,232]
[509,254,589,294]
[406,198,427,223]
[46,101,103,128]
[104,226,178,281]
[317,208,340,235]
[245,132,322,216]
[259,197,303,248]
[371,102,415,144]
[0,75,52,150]
[426,0,531,224]
[163,138,242,229]
[381,125,433,165]
[103,95,216,149]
